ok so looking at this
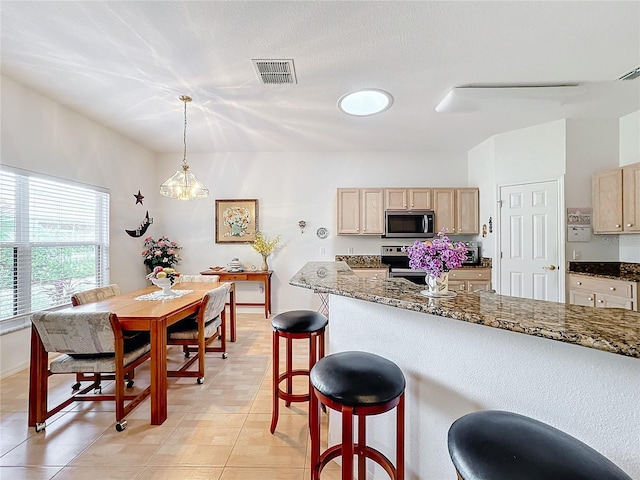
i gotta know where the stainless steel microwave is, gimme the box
[383,210,435,238]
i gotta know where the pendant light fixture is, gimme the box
[159,95,209,200]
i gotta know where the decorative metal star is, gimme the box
[134,190,144,205]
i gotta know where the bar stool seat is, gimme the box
[310,351,405,480]
[270,310,327,434]
[448,410,632,480]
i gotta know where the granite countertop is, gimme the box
[567,261,640,282]
[290,261,640,359]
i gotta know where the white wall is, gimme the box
[468,118,625,282]
[468,136,496,281]
[493,119,567,184]
[155,151,469,314]
[620,110,640,167]
[327,295,640,479]
[619,110,640,262]
[565,118,620,261]
[1,76,158,377]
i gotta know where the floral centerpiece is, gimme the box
[141,236,182,270]
[403,229,467,294]
[251,231,281,271]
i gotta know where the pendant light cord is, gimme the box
[182,98,188,166]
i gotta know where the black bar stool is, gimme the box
[310,351,406,480]
[448,410,632,480]
[270,310,328,434]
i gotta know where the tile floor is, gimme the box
[0,313,341,479]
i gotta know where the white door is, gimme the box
[499,180,560,301]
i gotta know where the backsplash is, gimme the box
[334,255,384,268]
[567,261,640,281]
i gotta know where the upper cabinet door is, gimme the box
[385,188,432,210]
[623,163,640,233]
[456,188,479,234]
[337,188,361,234]
[433,188,456,233]
[361,189,385,234]
[408,189,432,210]
[385,189,408,210]
[592,168,623,233]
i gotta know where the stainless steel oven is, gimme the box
[381,245,427,285]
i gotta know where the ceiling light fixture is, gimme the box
[338,89,393,116]
[160,95,209,201]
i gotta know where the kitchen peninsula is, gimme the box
[290,261,640,479]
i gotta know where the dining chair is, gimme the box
[70,284,144,391]
[29,311,151,432]
[70,284,122,306]
[174,273,220,359]
[167,282,230,384]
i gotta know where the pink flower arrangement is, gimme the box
[403,229,468,278]
[141,236,182,269]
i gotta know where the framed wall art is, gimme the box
[215,199,259,243]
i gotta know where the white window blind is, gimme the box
[0,166,109,322]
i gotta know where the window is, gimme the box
[0,166,109,327]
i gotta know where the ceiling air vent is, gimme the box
[618,66,640,81]
[252,59,297,85]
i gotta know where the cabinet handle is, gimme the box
[609,286,616,291]
[598,299,604,303]
[478,273,482,276]
[588,297,593,301]
[576,281,582,285]
[469,284,473,290]
[615,224,621,228]
[627,224,633,227]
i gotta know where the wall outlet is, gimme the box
[572,250,581,260]
[348,247,354,254]
[320,247,325,255]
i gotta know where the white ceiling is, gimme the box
[2,1,639,154]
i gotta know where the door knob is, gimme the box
[543,265,557,271]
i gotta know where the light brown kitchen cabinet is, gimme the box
[592,168,623,233]
[622,162,640,233]
[433,188,479,234]
[567,274,637,311]
[592,162,640,234]
[337,188,385,235]
[352,268,388,279]
[384,188,431,210]
[448,268,491,292]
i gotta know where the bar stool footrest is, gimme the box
[316,444,397,479]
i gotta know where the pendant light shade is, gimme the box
[160,95,209,200]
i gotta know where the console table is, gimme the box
[200,269,272,319]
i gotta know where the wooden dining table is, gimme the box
[29,281,236,426]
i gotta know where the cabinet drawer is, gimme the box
[353,268,388,279]
[220,273,249,281]
[450,269,491,281]
[568,274,634,299]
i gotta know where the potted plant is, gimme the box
[141,236,182,271]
